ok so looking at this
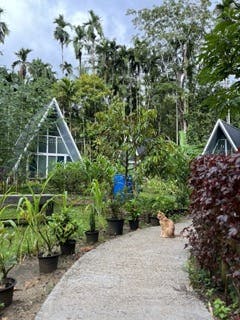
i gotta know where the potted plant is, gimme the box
[85,206,99,244]
[106,195,125,236]
[48,192,79,255]
[124,198,141,231]
[17,179,59,274]
[0,193,19,309]
[0,220,18,309]
[85,180,104,244]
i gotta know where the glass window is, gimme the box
[57,137,67,153]
[48,156,56,173]
[38,136,46,153]
[67,156,71,162]
[48,137,56,153]
[213,139,231,155]
[57,156,64,163]
[38,155,46,177]
[29,155,37,178]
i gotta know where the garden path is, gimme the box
[35,219,211,320]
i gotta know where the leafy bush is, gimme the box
[137,177,188,215]
[49,155,117,195]
[188,153,240,311]
[136,137,190,185]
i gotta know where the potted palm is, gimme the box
[17,180,59,274]
[0,219,18,309]
[85,206,99,244]
[48,192,79,255]
[124,198,141,231]
[0,194,19,309]
[85,180,104,244]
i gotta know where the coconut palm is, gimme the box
[84,10,104,73]
[53,14,71,69]
[12,48,32,79]
[73,25,86,76]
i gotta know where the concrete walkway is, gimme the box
[35,220,211,320]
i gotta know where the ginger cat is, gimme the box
[157,211,175,238]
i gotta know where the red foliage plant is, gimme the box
[187,153,240,294]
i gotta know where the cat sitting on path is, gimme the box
[157,211,175,238]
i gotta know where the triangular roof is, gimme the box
[11,98,81,174]
[202,119,240,155]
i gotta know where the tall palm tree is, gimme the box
[84,10,104,73]
[0,8,9,44]
[12,48,32,79]
[53,14,71,69]
[73,25,86,76]
[0,8,9,55]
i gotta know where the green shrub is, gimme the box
[49,155,117,195]
[137,177,188,215]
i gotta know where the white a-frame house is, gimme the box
[12,98,81,179]
[202,119,240,155]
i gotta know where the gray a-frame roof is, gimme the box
[202,119,240,155]
[11,98,81,174]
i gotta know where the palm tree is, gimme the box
[12,48,32,79]
[73,25,86,76]
[52,77,78,130]
[84,10,104,73]
[60,61,73,77]
[0,8,9,44]
[0,8,9,55]
[53,14,71,69]
[28,58,56,81]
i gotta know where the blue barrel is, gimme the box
[113,174,125,197]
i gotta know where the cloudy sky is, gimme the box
[0,0,163,77]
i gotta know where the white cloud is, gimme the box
[0,0,161,76]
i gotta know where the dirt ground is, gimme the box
[0,227,133,320]
[0,241,95,320]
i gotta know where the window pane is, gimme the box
[29,155,37,178]
[67,156,71,162]
[57,156,64,163]
[38,136,46,153]
[38,155,46,177]
[57,137,67,153]
[48,156,56,173]
[213,139,226,155]
[48,137,56,153]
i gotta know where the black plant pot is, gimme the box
[106,218,124,235]
[85,230,99,244]
[129,218,139,231]
[150,216,159,226]
[0,277,16,308]
[60,239,76,255]
[38,252,60,274]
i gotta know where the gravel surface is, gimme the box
[35,220,211,320]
